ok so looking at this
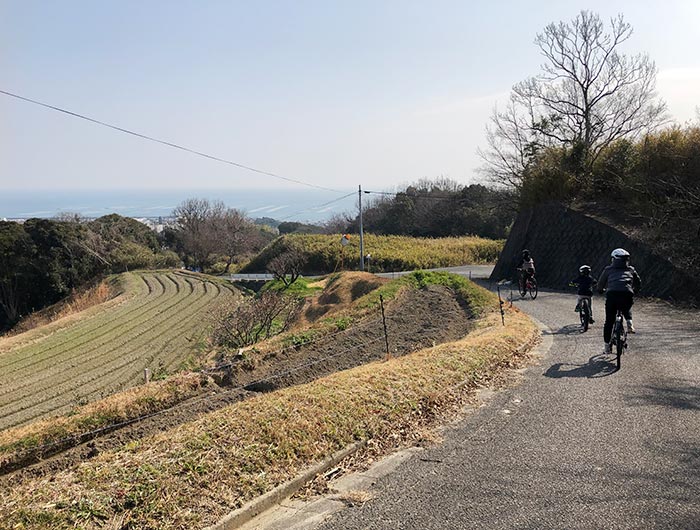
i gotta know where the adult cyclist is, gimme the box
[597,248,642,354]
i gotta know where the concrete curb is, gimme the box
[204,313,546,530]
[203,441,366,530]
[525,314,554,359]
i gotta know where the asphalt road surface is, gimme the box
[319,290,700,529]
[376,265,494,280]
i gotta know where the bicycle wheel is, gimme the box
[580,301,589,332]
[529,278,538,300]
[518,278,527,297]
[614,320,623,369]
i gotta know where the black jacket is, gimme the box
[598,259,642,295]
[571,274,597,296]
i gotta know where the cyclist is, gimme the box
[598,248,642,354]
[571,265,596,323]
[516,249,536,290]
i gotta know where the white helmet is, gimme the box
[579,265,591,273]
[611,248,630,259]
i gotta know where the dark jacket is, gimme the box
[571,274,597,296]
[598,259,641,295]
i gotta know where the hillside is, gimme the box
[241,233,504,274]
[0,270,237,431]
[0,271,538,529]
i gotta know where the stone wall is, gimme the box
[490,202,700,304]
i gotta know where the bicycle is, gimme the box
[579,297,592,332]
[569,283,593,333]
[610,309,628,369]
[517,269,538,300]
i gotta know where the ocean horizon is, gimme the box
[0,188,357,223]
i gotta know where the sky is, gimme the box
[1,0,699,194]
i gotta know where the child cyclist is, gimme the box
[516,249,536,288]
[571,265,597,323]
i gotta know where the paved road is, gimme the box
[229,265,495,283]
[376,265,494,280]
[319,290,700,529]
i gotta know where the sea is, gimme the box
[0,188,357,224]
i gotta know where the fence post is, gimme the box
[144,368,152,383]
[497,285,505,326]
[379,294,390,359]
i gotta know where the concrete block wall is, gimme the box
[490,202,700,304]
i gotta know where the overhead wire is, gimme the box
[0,88,343,193]
[364,189,464,201]
[276,191,356,222]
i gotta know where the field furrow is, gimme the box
[0,277,204,405]
[0,273,186,379]
[0,273,169,373]
[0,271,237,431]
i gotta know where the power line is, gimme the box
[0,88,342,193]
[277,191,356,222]
[364,189,464,201]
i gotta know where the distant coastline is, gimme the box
[0,188,355,223]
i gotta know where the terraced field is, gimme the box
[0,271,238,431]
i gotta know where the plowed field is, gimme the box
[0,271,237,431]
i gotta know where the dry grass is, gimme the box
[242,233,504,274]
[0,373,214,471]
[292,271,388,329]
[6,279,120,337]
[336,490,374,506]
[0,305,538,529]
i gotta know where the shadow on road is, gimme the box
[625,380,700,411]
[543,354,617,378]
[544,324,584,336]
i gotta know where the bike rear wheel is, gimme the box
[614,319,624,369]
[580,301,589,332]
[529,278,538,299]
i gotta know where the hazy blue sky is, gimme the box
[1,1,698,192]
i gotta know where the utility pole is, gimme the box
[359,184,365,271]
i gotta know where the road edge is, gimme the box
[214,314,552,530]
[203,441,366,530]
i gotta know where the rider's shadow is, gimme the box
[544,324,583,336]
[544,354,617,378]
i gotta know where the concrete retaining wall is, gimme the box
[490,202,700,304]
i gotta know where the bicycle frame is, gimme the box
[611,310,627,369]
[579,297,591,332]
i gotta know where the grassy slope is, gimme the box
[241,233,504,274]
[234,270,491,368]
[0,270,237,431]
[1,274,539,530]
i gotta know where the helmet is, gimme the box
[579,265,591,273]
[611,248,630,259]
[522,249,530,256]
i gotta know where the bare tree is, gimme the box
[480,11,667,189]
[211,291,301,348]
[266,245,307,287]
[322,212,353,234]
[210,208,257,273]
[172,198,225,270]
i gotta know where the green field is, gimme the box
[0,271,237,431]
